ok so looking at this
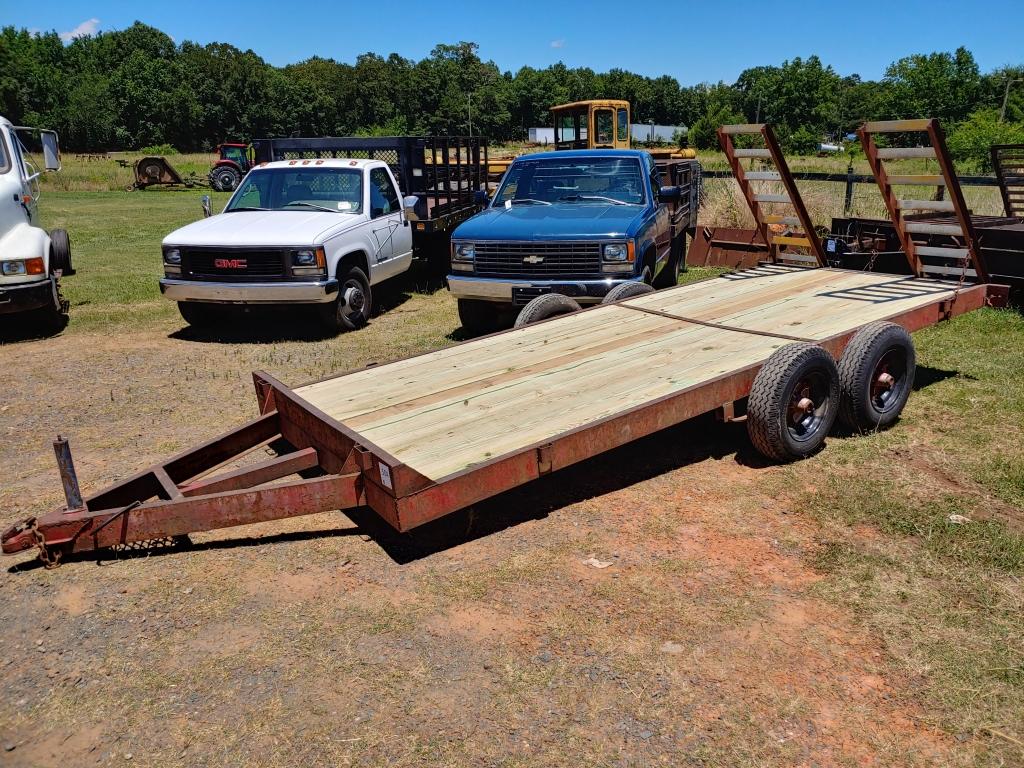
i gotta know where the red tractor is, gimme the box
[208,143,253,191]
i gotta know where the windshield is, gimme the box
[226,167,362,213]
[0,130,9,175]
[493,157,645,206]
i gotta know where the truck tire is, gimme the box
[747,343,840,462]
[602,282,654,303]
[457,299,499,335]
[317,265,372,333]
[513,293,582,328]
[49,229,74,275]
[177,301,219,327]
[837,322,915,433]
[209,166,241,192]
[652,238,685,289]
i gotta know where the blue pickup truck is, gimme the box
[447,149,701,332]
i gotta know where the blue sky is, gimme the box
[4,0,1021,83]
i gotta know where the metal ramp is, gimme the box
[992,144,1024,218]
[859,119,988,282]
[717,123,825,268]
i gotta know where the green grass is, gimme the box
[777,307,1024,764]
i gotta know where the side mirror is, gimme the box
[403,195,419,210]
[201,194,212,218]
[40,130,60,171]
[473,189,490,207]
[658,185,682,203]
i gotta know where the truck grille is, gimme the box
[472,241,603,277]
[184,249,287,279]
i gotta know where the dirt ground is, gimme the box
[0,304,1002,767]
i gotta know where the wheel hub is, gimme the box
[343,286,365,313]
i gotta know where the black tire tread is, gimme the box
[837,321,915,432]
[747,343,839,462]
[602,281,654,304]
[514,293,581,328]
[50,229,73,275]
[457,299,498,335]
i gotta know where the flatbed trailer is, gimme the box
[2,264,1007,566]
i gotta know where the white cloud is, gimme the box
[550,39,565,49]
[59,18,100,42]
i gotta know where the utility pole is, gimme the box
[468,93,473,138]
[1000,78,1022,123]
[755,92,763,124]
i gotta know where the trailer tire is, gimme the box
[837,322,915,433]
[317,265,372,333]
[747,343,840,462]
[177,301,219,328]
[457,299,499,335]
[49,229,73,275]
[602,282,654,303]
[513,293,581,328]
[209,166,241,192]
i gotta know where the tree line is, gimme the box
[1,22,1023,167]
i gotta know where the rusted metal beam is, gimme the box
[179,447,319,497]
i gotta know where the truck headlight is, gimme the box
[1,259,44,276]
[451,242,475,272]
[602,243,628,261]
[292,247,326,276]
[163,248,182,265]
[2,260,27,276]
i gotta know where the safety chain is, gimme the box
[29,519,62,569]
[863,246,880,273]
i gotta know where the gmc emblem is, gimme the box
[523,254,544,265]
[214,258,248,269]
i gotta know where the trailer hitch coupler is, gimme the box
[53,435,84,511]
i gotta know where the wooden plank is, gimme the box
[876,147,937,159]
[720,124,765,134]
[753,193,790,203]
[772,235,811,247]
[745,171,782,181]
[915,245,970,259]
[763,215,800,225]
[733,149,771,158]
[905,221,963,236]
[898,199,955,211]
[863,119,932,133]
[887,174,946,186]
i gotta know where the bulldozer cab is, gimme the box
[218,143,252,172]
[552,100,630,151]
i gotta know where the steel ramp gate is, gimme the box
[717,123,826,268]
[859,119,988,282]
[991,144,1024,218]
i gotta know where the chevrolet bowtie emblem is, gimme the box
[523,254,544,264]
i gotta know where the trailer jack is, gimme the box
[1,410,363,566]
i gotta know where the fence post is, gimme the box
[844,163,855,215]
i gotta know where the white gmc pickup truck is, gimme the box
[159,158,417,333]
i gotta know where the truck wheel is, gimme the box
[49,229,74,275]
[652,239,685,289]
[177,301,218,327]
[457,299,499,335]
[747,343,840,462]
[209,166,241,192]
[837,322,915,433]
[318,265,372,333]
[513,293,581,328]
[602,282,654,303]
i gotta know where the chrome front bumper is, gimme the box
[159,278,340,305]
[446,274,642,304]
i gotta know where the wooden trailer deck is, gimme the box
[293,266,968,483]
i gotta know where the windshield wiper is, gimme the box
[558,194,630,205]
[225,206,270,212]
[283,201,341,213]
[508,198,552,206]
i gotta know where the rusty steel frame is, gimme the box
[2,275,1007,564]
[859,118,989,283]
[717,123,826,267]
[991,144,1024,218]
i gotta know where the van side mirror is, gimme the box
[473,189,490,207]
[658,185,682,203]
[40,131,61,171]
[201,194,212,218]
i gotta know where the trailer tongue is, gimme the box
[2,264,1005,567]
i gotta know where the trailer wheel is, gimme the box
[747,343,840,462]
[602,282,654,303]
[457,299,499,335]
[177,301,219,327]
[513,293,581,328]
[209,166,241,192]
[318,265,372,333]
[49,229,74,275]
[837,322,915,433]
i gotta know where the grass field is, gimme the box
[0,190,1021,766]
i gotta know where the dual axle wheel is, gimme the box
[747,322,915,462]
